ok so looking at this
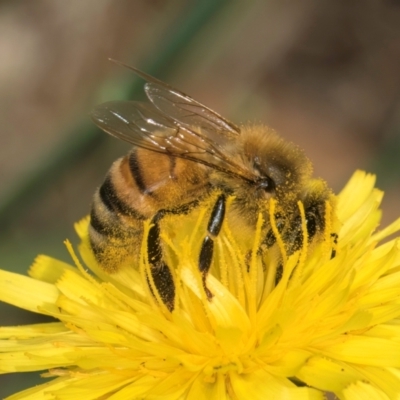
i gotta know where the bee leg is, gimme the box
[296,203,339,259]
[275,263,284,285]
[330,233,338,258]
[199,194,226,300]
[304,203,338,259]
[267,205,319,286]
[147,210,175,311]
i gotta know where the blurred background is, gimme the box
[0,0,399,397]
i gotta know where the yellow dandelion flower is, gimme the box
[2,170,400,400]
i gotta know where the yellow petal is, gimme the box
[0,331,92,353]
[5,375,73,400]
[45,373,136,400]
[185,373,228,400]
[0,347,76,373]
[230,370,324,400]
[342,381,391,400]
[0,270,59,314]
[296,356,362,392]
[0,323,67,339]
[337,171,376,221]
[145,369,194,398]
[321,335,400,367]
[29,255,75,284]
[351,365,400,399]
[106,375,166,400]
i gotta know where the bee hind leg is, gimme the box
[147,210,175,311]
[198,194,226,300]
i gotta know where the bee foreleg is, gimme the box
[283,200,326,256]
[198,194,226,299]
[147,210,175,311]
[330,232,338,258]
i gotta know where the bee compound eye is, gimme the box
[258,176,276,193]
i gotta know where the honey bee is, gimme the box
[89,61,334,311]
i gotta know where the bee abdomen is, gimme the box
[89,171,146,272]
[128,149,153,195]
[90,207,124,239]
[99,174,146,220]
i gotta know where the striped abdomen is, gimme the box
[89,148,208,273]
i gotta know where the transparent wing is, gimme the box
[144,82,240,143]
[91,101,177,152]
[110,61,240,137]
[91,100,253,180]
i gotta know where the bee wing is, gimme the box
[143,82,240,142]
[91,101,177,151]
[91,100,254,181]
[109,61,241,140]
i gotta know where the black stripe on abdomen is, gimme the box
[128,150,152,195]
[90,207,111,237]
[98,175,146,220]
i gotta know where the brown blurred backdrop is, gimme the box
[0,1,399,397]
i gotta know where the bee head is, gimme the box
[240,125,313,202]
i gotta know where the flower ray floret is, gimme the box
[1,171,400,399]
